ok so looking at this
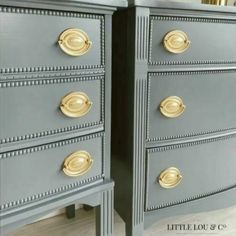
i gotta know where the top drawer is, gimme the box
[0,6,104,73]
[149,15,236,66]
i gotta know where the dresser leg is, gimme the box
[66,204,75,219]
[83,204,94,211]
[125,220,144,236]
[96,189,114,236]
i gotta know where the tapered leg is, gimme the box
[66,204,75,219]
[125,222,144,236]
[83,204,94,211]
[96,189,114,236]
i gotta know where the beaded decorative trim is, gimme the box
[0,132,105,210]
[148,15,236,65]
[146,70,236,142]
[0,6,105,74]
[145,133,236,211]
[0,75,105,145]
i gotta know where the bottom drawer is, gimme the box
[0,132,104,210]
[145,135,236,211]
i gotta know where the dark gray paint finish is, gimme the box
[147,71,236,141]
[0,76,104,143]
[112,3,236,236]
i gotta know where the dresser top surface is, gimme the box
[128,0,236,14]
[0,0,128,8]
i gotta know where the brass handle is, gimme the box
[159,96,186,118]
[163,30,190,54]
[60,92,92,118]
[63,151,93,177]
[202,0,228,5]
[159,167,183,189]
[58,28,92,56]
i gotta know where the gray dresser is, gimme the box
[0,0,126,235]
[112,1,236,235]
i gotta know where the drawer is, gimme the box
[0,6,104,72]
[0,75,104,144]
[147,70,236,142]
[145,134,236,211]
[149,15,236,65]
[0,132,104,210]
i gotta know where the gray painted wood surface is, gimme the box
[0,0,126,235]
[112,2,236,236]
[7,206,236,236]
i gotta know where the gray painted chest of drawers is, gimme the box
[0,0,126,235]
[112,1,236,236]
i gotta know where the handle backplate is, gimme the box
[60,91,92,118]
[58,28,92,56]
[163,30,190,54]
[159,96,186,118]
[63,151,93,177]
[159,167,183,189]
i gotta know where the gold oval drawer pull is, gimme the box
[158,167,183,189]
[58,28,92,56]
[159,96,186,118]
[202,0,227,6]
[163,30,190,54]
[63,151,93,177]
[60,92,92,118]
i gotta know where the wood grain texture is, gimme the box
[7,206,236,236]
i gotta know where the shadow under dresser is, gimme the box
[111,1,236,236]
[0,0,127,235]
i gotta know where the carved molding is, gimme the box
[0,69,105,81]
[0,174,104,211]
[0,75,104,88]
[0,6,105,74]
[0,75,105,145]
[145,133,236,211]
[147,132,236,154]
[146,70,236,142]
[151,15,236,24]
[0,132,104,160]
[0,132,105,210]
[133,79,147,226]
[136,16,149,61]
[149,15,236,66]
[0,6,103,19]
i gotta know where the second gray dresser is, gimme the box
[112,1,236,236]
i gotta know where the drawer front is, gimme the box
[149,15,236,65]
[0,6,104,72]
[0,75,104,144]
[147,70,236,142]
[145,135,236,211]
[0,132,104,210]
